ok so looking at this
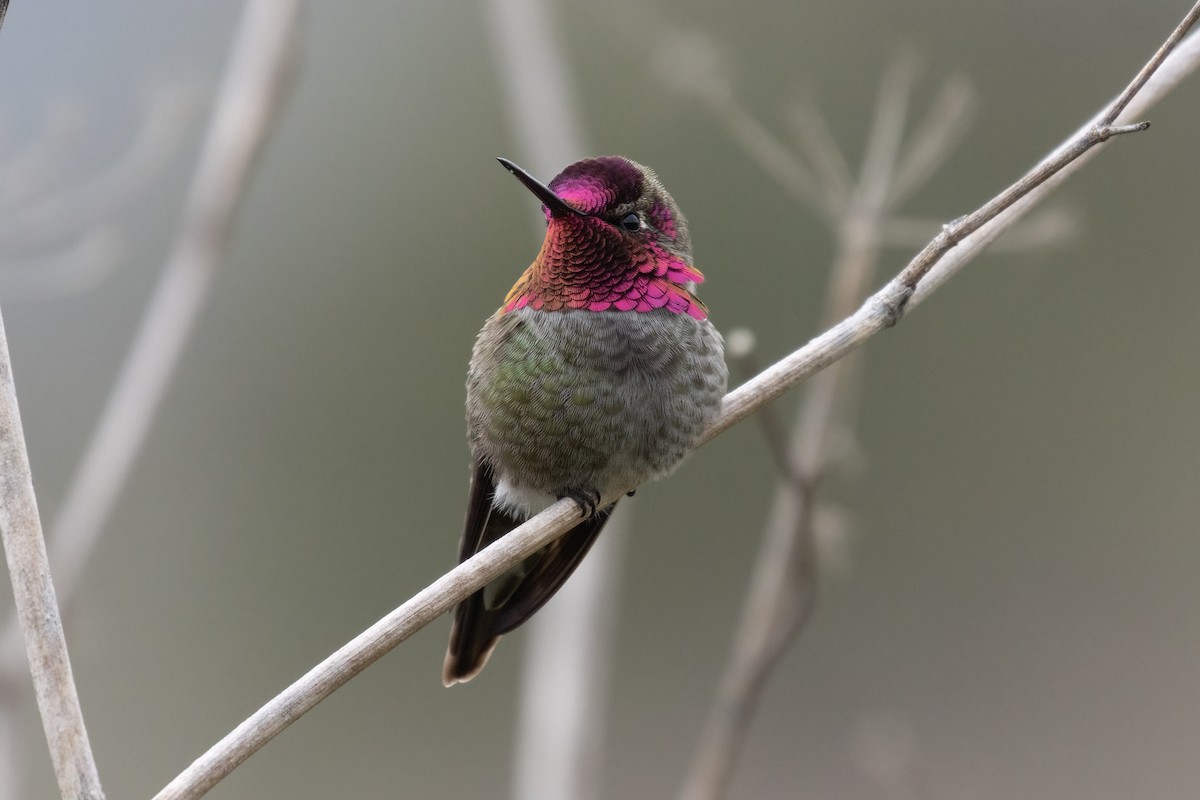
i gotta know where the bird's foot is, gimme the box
[557,487,602,518]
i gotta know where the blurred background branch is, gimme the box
[0,85,197,800]
[676,48,985,800]
[669,7,1200,797]
[0,0,299,797]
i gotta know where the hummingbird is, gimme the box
[442,156,727,686]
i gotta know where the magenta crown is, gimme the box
[546,156,645,216]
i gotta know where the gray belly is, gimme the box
[467,307,726,507]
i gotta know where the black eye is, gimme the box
[619,213,641,231]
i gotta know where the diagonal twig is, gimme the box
[895,1,1200,296]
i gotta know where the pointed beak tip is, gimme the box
[496,157,586,218]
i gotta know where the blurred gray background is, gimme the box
[2,1,1199,798]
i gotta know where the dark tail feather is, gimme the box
[442,459,614,686]
[487,509,612,636]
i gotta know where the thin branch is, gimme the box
[890,2,1200,297]
[893,116,1143,293]
[0,314,104,800]
[153,17,1200,799]
[1104,2,1200,122]
[908,29,1200,307]
[0,0,300,684]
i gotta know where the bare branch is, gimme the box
[895,118,1145,295]
[1103,2,1200,123]
[0,315,104,800]
[155,13,1200,800]
[908,25,1200,307]
[889,4,1200,299]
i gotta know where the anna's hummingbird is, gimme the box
[442,156,727,686]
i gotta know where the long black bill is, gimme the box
[497,157,588,218]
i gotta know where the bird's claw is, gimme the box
[558,487,602,518]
